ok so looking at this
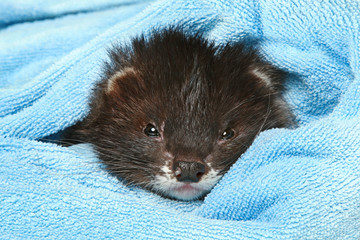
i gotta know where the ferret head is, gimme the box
[77,28,294,200]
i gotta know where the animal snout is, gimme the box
[173,161,205,182]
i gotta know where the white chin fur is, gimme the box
[151,165,222,200]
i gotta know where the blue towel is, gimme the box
[1,0,360,239]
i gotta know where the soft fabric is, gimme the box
[1,0,360,239]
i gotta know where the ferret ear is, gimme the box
[105,67,137,94]
[249,64,286,91]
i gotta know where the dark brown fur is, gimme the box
[65,27,294,200]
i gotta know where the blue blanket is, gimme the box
[1,0,360,239]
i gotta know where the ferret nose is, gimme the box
[173,161,205,182]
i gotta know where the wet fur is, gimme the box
[65,27,295,200]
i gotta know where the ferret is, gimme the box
[65,27,295,201]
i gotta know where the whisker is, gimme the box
[228,91,281,112]
[39,138,88,146]
[256,92,272,137]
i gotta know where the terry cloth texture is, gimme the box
[1,0,360,239]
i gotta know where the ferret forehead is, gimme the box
[128,30,217,76]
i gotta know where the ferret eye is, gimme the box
[220,128,235,140]
[144,124,160,137]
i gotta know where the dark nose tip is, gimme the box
[173,161,206,182]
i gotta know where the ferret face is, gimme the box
[75,28,294,200]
